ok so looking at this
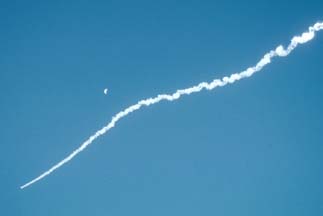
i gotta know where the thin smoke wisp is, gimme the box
[20,21,323,189]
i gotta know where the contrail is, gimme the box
[20,21,323,189]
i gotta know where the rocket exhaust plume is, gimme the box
[20,22,323,189]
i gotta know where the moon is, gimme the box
[104,88,108,95]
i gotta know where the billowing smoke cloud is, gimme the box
[20,22,323,189]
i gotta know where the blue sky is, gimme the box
[1,0,323,215]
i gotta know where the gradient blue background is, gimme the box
[1,0,323,215]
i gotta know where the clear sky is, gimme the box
[1,0,323,215]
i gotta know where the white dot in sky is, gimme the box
[104,88,108,95]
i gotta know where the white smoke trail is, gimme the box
[20,22,323,189]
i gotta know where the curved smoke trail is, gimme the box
[20,22,323,189]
